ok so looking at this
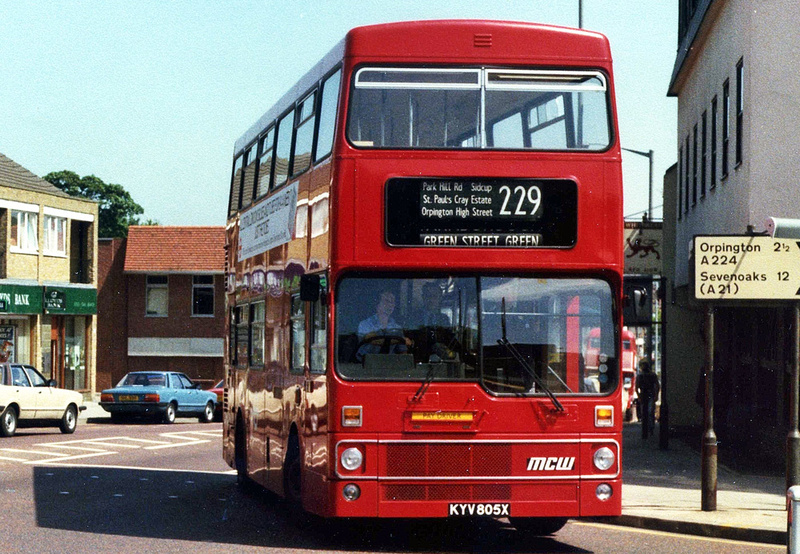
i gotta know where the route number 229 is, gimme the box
[499,185,542,216]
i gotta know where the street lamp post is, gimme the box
[621,147,654,220]
[621,146,667,450]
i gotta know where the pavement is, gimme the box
[78,402,789,544]
[603,422,788,545]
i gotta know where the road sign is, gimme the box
[694,236,800,300]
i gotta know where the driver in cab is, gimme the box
[355,290,412,362]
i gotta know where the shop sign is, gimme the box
[0,284,43,314]
[43,287,97,314]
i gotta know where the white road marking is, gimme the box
[1,429,224,465]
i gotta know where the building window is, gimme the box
[146,275,168,316]
[710,96,717,189]
[701,111,707,198]
[684,135,690,213]
[735,58,744,166]
[192,275,214,316]
[692,124,698,206]
[10,210,38,252]
[677,146,683,219]
[43,215,66,255]
[722,80,730,177]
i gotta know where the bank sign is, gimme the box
[0,285,43,314]
[0,285,96,315]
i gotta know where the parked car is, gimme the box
[0,363,86,437]
[100,371,217,424]
[208,379,224,422]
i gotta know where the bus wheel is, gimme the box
[509,517,568,536]
[283,434,302,509]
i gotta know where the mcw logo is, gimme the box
[526,456,575,471]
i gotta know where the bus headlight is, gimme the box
[593,446,615,471]
[340,447,364,471]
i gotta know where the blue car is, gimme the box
[100,371,217,424]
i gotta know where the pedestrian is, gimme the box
[636,360,660,439]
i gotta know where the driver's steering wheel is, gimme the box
[357,334,405,353]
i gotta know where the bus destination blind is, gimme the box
[386,177,577,248]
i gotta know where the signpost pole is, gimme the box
[789,303,800,491]
[701,304,717,511]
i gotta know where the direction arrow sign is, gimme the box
[694,236,800,300]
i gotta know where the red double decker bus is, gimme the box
[223,20,623,535]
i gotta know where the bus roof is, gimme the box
[233,20,612,156]
[234,37,345,154]
[345,20,612,64]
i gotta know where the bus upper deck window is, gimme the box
[348,67,611,151]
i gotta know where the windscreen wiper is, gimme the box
[413,363,439,402]
[498,298,564,412]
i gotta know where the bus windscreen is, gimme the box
[335,275,617,395]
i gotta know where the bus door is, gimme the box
[293,275,329,503]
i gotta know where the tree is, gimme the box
[44,170,146,238]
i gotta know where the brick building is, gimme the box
[0,152,98,395]
[97,226,225,391]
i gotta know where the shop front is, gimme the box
[0,283,96,393]
[0,284,43,365]
[43,286,96,392]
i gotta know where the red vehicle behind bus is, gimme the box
[223,20,624,536]
[586,328,637,419]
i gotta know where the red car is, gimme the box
[209,379,224,422]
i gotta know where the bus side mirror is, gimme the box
[300,274,321,302]
[632,287,649,318]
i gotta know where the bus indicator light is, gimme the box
[342,406,362,427]
[595,406,613,427]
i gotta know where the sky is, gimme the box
[0,1,677,226]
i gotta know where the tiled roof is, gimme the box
[123,226,225,273]
[0,152,73,198]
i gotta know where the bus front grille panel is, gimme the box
[383,483,512,501]
[385,443,512,477]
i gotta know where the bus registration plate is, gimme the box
[449,503,510,517]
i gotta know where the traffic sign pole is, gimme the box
[693,235,800,505]
[701,305,717,512]
[789,303,800,492]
